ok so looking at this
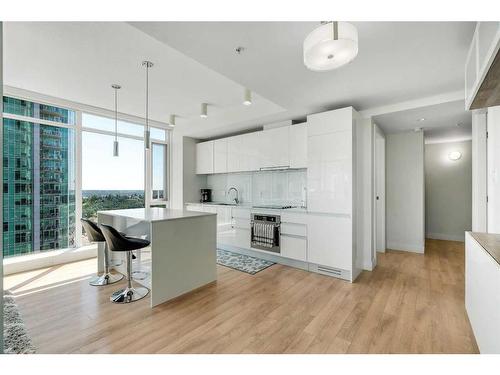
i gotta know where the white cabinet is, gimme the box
[307,131,352,214]
[259,126,290,169]
[196,141,214,174]
[281,235,307,262]
[465,22,500,109]
[307,215,352,271]
[289,123,307,169]
[227,132,260,173]
[465,233,500,353]
[214,138,228,174]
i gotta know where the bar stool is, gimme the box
[81,218,124,286]
[99,223,150,303]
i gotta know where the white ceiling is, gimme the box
[373,100,472,143]
[4,22,476,139]
[3,22,285,137]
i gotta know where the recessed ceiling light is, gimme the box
[417,118,426,122]
[200,103,208,119]
[235,46,245,55]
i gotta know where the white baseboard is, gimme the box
[386,241,425,254]
[3,245,97,276]
[426,232,465,242]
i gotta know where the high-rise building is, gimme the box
[2,96,76,257]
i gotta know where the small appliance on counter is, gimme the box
[200,188,212,203]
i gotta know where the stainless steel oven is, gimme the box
[251,213,281,253]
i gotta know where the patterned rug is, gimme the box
[216,249,275,275]
[3,291,36,354]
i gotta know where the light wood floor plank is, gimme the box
[4,239,479,354]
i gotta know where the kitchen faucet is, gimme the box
[227,187,239,205]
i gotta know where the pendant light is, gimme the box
[200,103,208,118]
[303,21,358,72]
[111,84,121,157]
[142,60,154,149]
[169,114,176,126]
[243,88,252,106]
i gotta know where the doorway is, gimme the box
[374,125,386,258]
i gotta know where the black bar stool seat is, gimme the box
[81,218,123,286]
[99,224,150,304]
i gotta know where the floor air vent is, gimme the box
[317,265,343,276]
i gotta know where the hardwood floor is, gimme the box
[4,239,479,354]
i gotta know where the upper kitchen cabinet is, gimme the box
[227,132,260,173]
[289,123,307,169]
[465,22,500,109]
[213,138,228,173]
[306,107,357,214]
[259,126,290,169]
[196,140,214,174]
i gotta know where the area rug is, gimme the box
[216,249,275,275]
[3,291,36,354]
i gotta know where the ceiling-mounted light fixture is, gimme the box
[243,88,252,106]
[142,60,154,149]
[448,151,462,161]
[303,21,358,72]
[111,84,121,157]
[200,103,208,118]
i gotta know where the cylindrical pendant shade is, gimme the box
[113,140,119,157]
[145,129,150,149]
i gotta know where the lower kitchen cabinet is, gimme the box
[280,235,307,261]
[307,214,352,272]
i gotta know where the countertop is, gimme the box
[185,202,308,214]
[469,232,500,265]
[98,207,216,222]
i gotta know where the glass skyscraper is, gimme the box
[2,96,76,257]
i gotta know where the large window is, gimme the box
[81,131,145,224]
[2,96,170,257]
[2,97,76,258]
[152,143,167,201]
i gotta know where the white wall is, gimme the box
[425,141,472,241]
[386,131,425,253]
[472,111,488,232]
[170,132,207,209]
[356,118,375,270]
[487,106,500,233]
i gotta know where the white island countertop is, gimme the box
[98,207,216,222]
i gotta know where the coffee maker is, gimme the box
[200,189,212,203]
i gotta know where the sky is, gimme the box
[81,114,165,191]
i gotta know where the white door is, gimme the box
[374,127,386,253]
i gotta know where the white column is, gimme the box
[472,110,487,232]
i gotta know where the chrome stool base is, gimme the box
[89,272,124,286]
[110,286,149,303]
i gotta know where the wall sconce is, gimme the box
[448,151,462,161]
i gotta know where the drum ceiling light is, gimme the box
[304,21,358,72]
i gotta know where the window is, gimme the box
[82,113,144,137]
[152,143,167,201]
[81,131,145,243]
[2,97,76,258]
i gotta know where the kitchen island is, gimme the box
[97,208,217,307]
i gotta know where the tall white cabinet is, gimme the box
[306,107,362,281]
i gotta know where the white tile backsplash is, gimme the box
[206,169,307,207]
